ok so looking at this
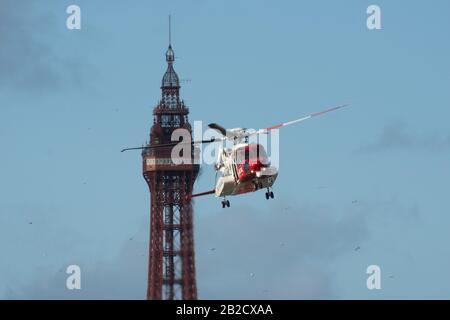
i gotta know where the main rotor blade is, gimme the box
[256,104,349,134]
[208,123,227,136]
[121,137,223,153]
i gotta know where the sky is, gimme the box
[1,0,450,299]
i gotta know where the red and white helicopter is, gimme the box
[122,104,348,208]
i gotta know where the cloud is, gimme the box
[194,196,423,299]
[0,201,147,300]
[0,0,89,93]
[0,222,148,300]
[2,198,420,300]
[194,201,369,299]
[4,202,351,300]
[3,234,148,300]
[357,121,450,153]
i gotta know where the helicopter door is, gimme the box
[233,145,252,182]
[231,157,239,183]
[228,149,239,183]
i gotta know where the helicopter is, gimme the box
[122,104,348,208]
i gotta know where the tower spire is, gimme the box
[169,14,172,47]
[163,15,177,88]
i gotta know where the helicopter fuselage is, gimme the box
[214,143,278,197]
[215,166,278,197]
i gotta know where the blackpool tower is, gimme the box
[142,27,199,300]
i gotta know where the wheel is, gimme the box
[270,191,274,199]
[226,200,230,207]
[265,192,269,200]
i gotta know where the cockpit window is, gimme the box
[234,144,269,165]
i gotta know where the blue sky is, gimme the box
[1,0,450,299]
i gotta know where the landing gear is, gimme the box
[265,188,274,200]
[221,199,230,208]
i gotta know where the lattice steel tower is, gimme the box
[142,27,199,300]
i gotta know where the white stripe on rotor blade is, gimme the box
[282,115,312,127]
